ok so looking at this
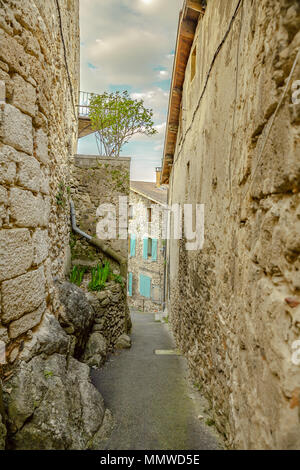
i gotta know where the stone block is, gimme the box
[0,30,28,78]
[0,326,9,344]
[34,129,48,164]
[1,266,45,323]
[17,153,42,192]
[0,185,7,204]
[9,302,46,339]
[0,104,33,155]
[32,229,49,265]
[0,228,33,282]
[9,188,49,227]
[12,74,36,117]
[0,144,18,184]
[40,168,50,194]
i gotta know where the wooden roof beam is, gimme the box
[172,87,182,97]
[181,19,197,40]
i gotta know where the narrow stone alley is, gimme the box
[91,311,220,451]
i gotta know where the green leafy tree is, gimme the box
[89,90,157,157]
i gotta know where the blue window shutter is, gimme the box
[128,273,133,297]
[145,276,151,298]
[143,238,148,260]
[140,274,151,299]
[152,239,158,261]
[130,235,136,257]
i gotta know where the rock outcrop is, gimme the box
[3,354,112,450]
[82,333,107,369]
[56,281,95,357]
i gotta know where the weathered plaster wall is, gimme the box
[128,190,165,312]
[0,0,79,365]
[167,0,300,449]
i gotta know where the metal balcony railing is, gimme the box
[77,91,97,117]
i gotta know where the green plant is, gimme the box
[56,182,67,207]
[70,265,88,287]
[89,90,157,157]
[111,273,124,288]
[88,262,111,291]
[205,418,215,427]
[44,370,53,379]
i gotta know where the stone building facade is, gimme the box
[0,0,79,365]
[128,179,167,313]
[162,0,300,450]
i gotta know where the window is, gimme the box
[129,205,134,220]
[143,238,158,261]
[147,207,152,223]
[191,46,197,82]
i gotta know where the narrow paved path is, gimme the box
[91,311,220,450]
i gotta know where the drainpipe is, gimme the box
[70,200,127,278]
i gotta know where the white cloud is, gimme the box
[80,0,182,92]
[79,0,183,179]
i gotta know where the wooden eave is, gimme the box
[78,116,96,139]
[161,0,205,184]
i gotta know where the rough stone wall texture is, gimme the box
[167,0,300,449]
[86,281,130,355]
[0,0,79,365]
[128,190,166,312]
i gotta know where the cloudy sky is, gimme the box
[78,0,183,181]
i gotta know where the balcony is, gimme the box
[77,91,98,139]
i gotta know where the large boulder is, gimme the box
[56,281,95,356]
[19,312,71,362]
[82,332,107,369]
[3,354,112,450]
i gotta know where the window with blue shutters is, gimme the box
[152,239,158,261]
[139,274,151,299]
[128,272,133,297]
[130,234,136,258]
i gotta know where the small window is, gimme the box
[191,46,197,82]
[129,205,134,220]
[147,207,152,223]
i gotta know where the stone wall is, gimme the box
[0,0,79,366]
[70,154,131,349]
[70,155,130,267]
[128,190,166,313]
[167,0,300,449]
